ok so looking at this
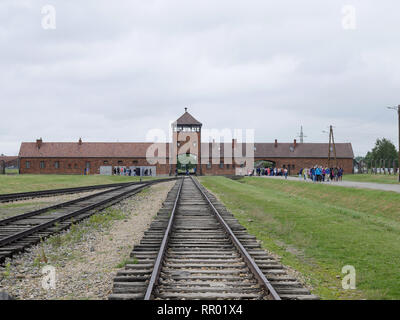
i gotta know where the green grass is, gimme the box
[115,256,139,268]
[343,174,399,184]
[4,168,18,174]
[0,174,158,194]
[45,206,130,265]
[199,176,400,300]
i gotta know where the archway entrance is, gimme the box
[254,160,276,168]
[177,153,198,175]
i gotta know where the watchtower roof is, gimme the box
[175,109,202,126]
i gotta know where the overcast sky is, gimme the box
[1,1,399,157]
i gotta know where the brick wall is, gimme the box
[19,158,170,175]
[200,163,235,176]
[19,157,353,175]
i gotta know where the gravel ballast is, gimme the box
[0,181,175,300]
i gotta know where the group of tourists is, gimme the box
[298,166,344,182]
[252,165,345,182]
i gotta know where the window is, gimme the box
[132,160,138,164]
[118,160,123,165]
[86,162,90,169]
[74,163,78,169]
[219,162,224,169]
[226,164,230,169]
[54,161,60,169]
[207,162,211,169]
[104,160,108,165]
[26,161,30,169]
[40,161,45,169]
[292,164,295,169]
[68,164,72,169]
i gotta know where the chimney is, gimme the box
[78,138,82,145]
[36,138,43,149]
[274,139,278,148]
[294,139,297,148]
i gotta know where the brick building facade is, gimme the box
[18,110,354,175]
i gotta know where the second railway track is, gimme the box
[0,179,166,203]
[0,178,175,264]
[109,177,318,300]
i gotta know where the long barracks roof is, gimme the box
[18,142,164,158]
[201,142,354,159]
[19,141,354,159]
[254,142,354,158]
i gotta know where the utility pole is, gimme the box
[327,125,338,168]
[297,126,307,143]
[0,160,5,175]
[388,105,400,182]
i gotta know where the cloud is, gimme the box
[0,0,399,157]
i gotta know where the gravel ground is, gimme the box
[0,189,114,220]
[0,181,175,300]
[261,175,400,193]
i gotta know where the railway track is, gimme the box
[0,178,175,264]
[0,179,165,203]
[109,176,318,300]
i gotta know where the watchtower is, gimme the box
[171,108,202,175]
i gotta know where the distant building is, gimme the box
[0,156,18,168]
[18,110,354,175]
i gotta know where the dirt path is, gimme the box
[261,175,400,193]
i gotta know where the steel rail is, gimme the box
[0,178,176,248]
[0,182,132,203]
[0,178,174,203]
[190,176,281,300]
[0,184,149,248]
[0,178,176,226]
[144,177,184,300]
[0,184,130,226]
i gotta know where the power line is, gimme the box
[297,126,307,143]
